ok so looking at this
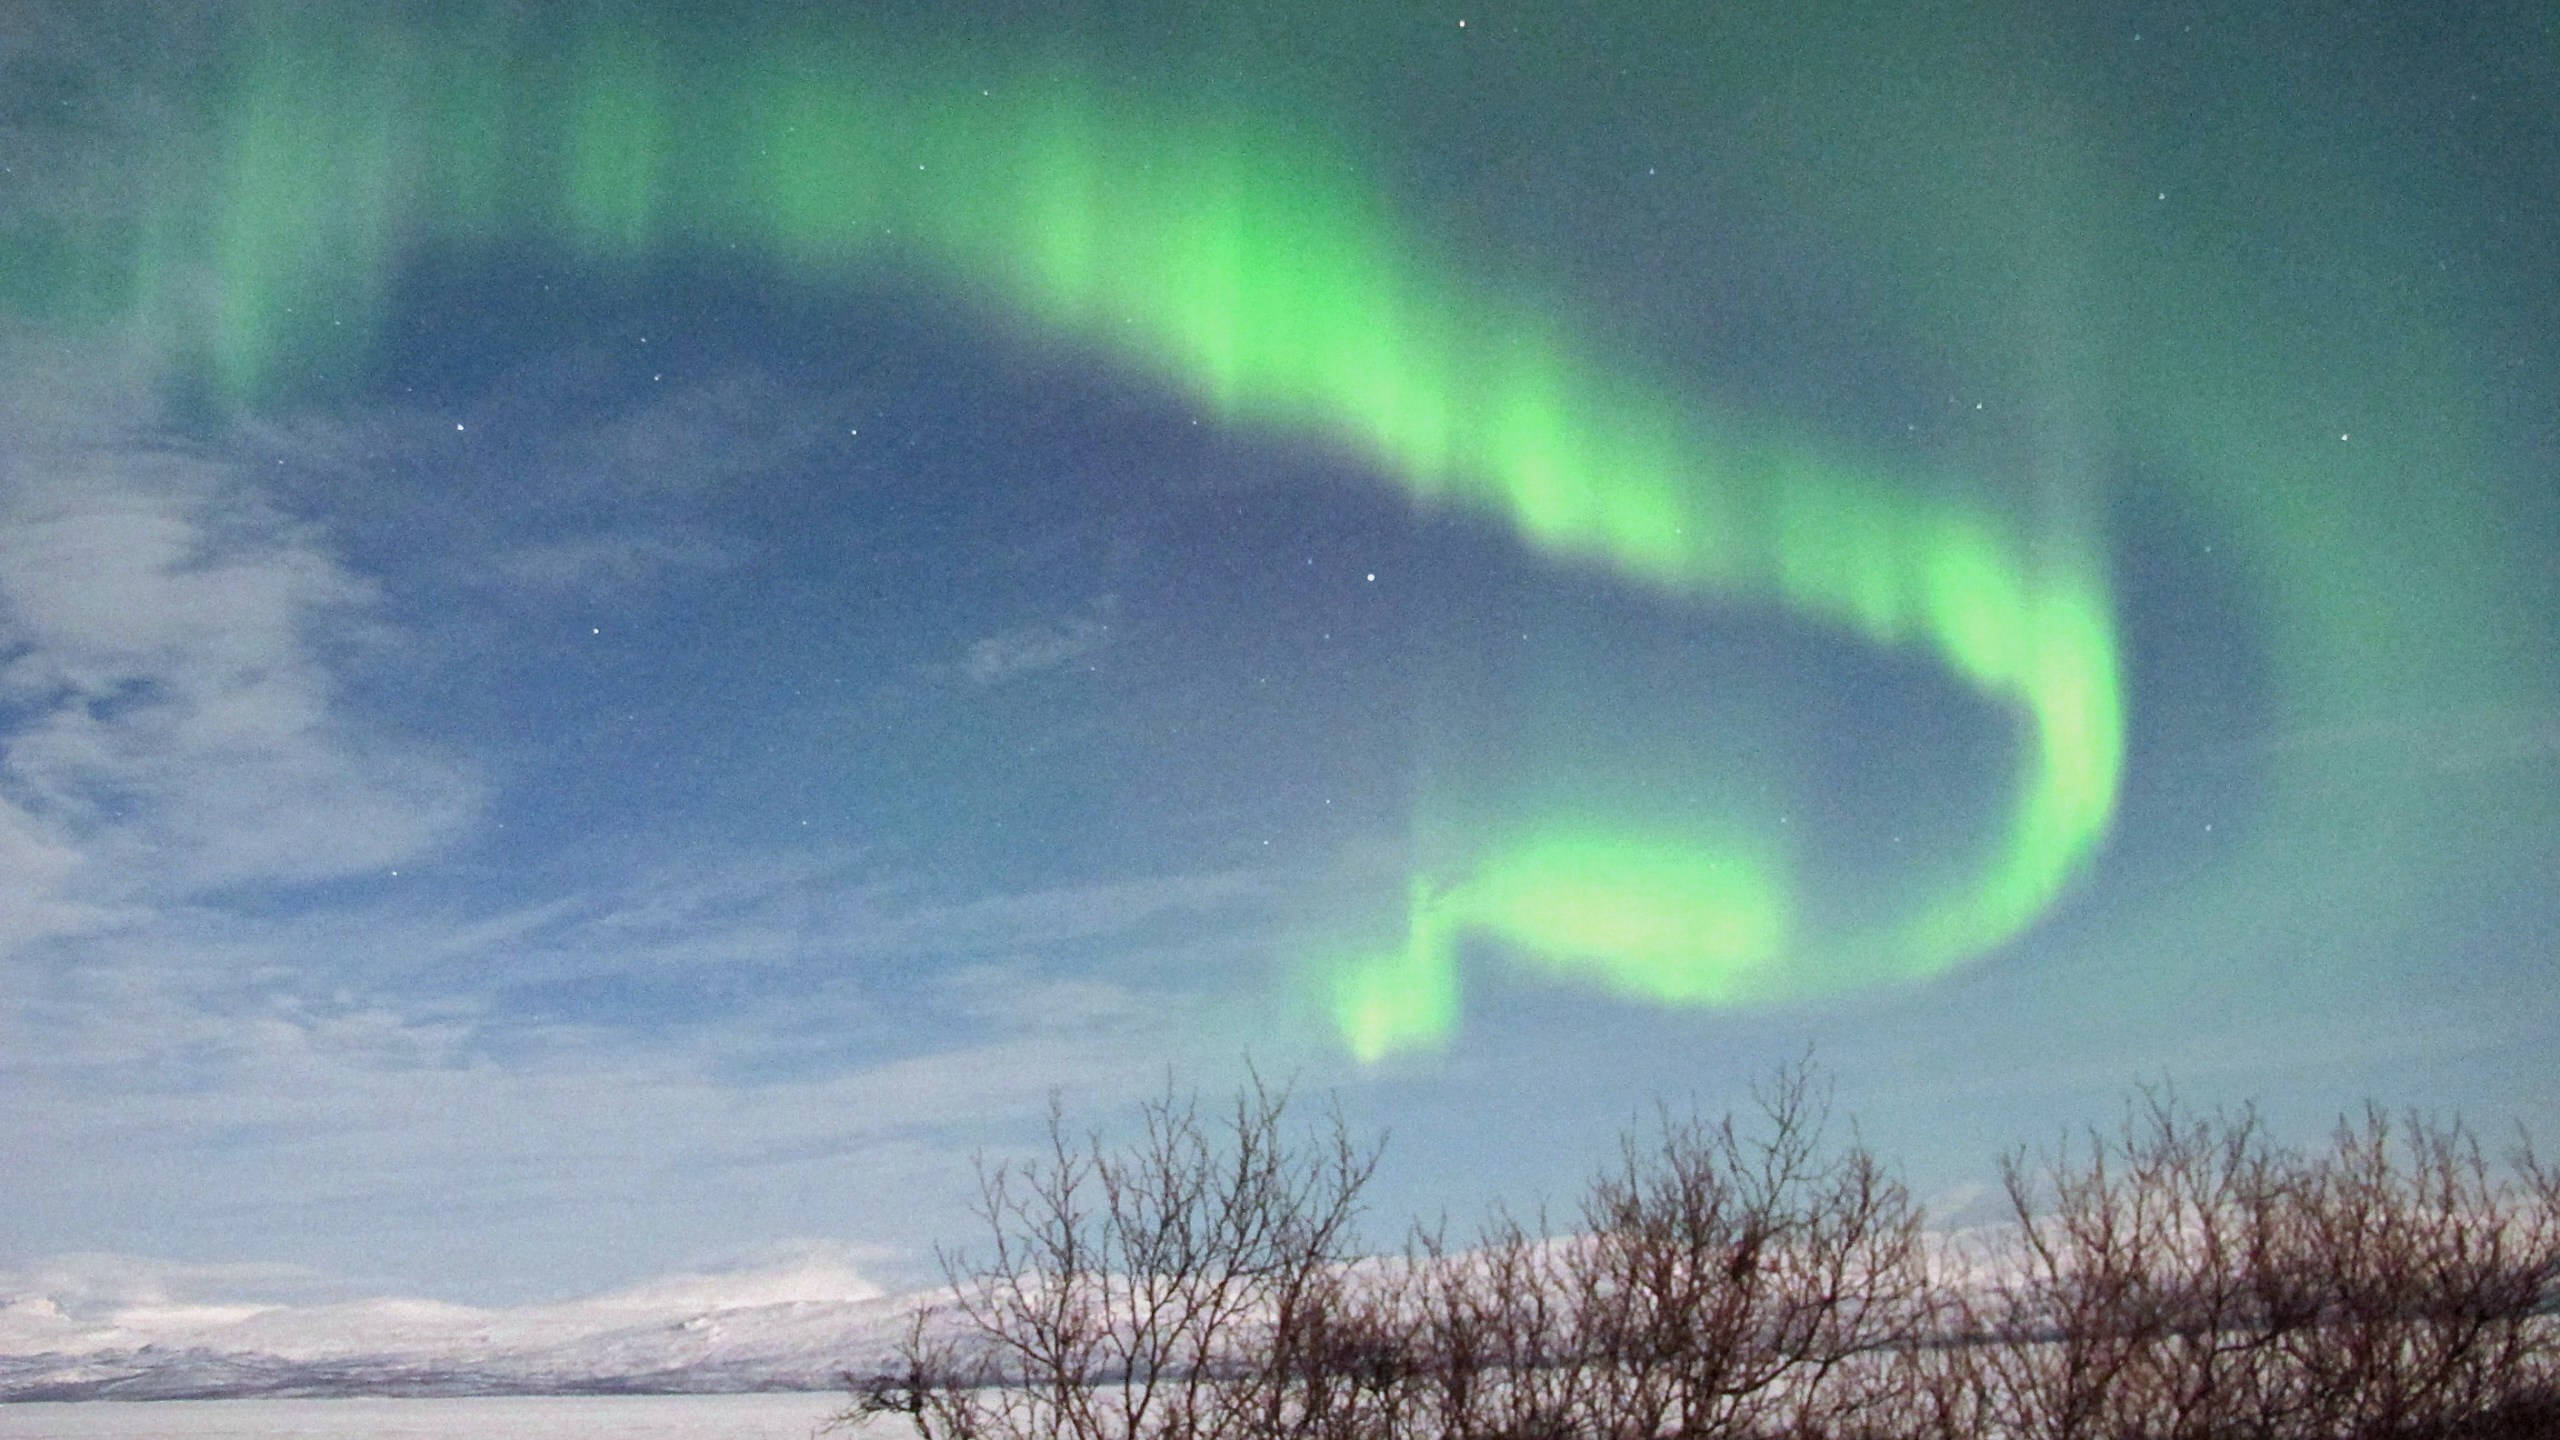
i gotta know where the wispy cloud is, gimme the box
[234,364,849,627]
[0,1251,346,1322]
[0,352,480,950]
[0,320,1290,1300]
[2269,702,2560,776]
[0,821,1279,1297]
[962,595,1118,685]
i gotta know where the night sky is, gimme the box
[1,0,2554,1305]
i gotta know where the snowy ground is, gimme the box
[0,1393,889,1439]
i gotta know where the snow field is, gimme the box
[0,1392,885,1440]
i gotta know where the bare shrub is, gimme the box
[1343,1058,1937,1440]
[852,1074,1381,1440]
[1560,1061,1932,1439]
[1954,1092,2560,1440]
[2273,1109,2560,1440]
[1952,1092,2301,1440]
[853,1067,2560,1440]
[1384,1210,1596,1438]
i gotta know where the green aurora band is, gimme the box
[19,9,2124,1060]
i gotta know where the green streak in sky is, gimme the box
[54,8,2126,1058]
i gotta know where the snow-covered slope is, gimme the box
[0,1251,926,1400]
[0,1229,2029,1402]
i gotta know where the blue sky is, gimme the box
[1,0,2554,1307]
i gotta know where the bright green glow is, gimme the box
[63,8,2126,1056]
[1332,876,1462,1065]
[1665,0,2555,1030]
[1472,835,1789,1004]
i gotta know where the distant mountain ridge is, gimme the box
[0,1254,919,1401]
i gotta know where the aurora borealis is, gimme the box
[0,0,2551,1304]
[32,5,2125,1058]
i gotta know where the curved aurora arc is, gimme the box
[89,10,2122,1060]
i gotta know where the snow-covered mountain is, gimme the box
[0,1249,925,1400]
[0,1229,2028,1402]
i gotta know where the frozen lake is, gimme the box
[0,1393,888,1439]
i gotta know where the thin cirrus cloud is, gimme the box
[236,368,825,607]
[0,752,1270,1299]
[0,368,481,936]
[962,600,1118,686]
[0,923,1248,1300]
[0,317,1267,1299]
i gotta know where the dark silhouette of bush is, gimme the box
[852,1074,1381,1439]
[1937,1092,2560,1440]
[849,1066,2560,1440]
